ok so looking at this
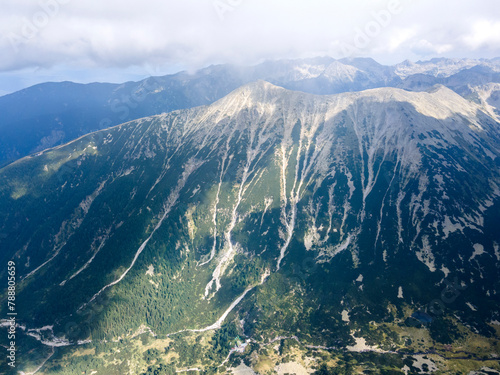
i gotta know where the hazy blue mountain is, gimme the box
[394,57,500,78]
[398,65,500,93]
[1,81,499,374]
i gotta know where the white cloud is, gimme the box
[386,28,418,52]
[0,0,499,93]
[411,39,454,56]
[463,20,500,50]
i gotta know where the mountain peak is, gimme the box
[237,79,283,93]
[211,79,284,102]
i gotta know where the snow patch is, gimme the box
[411,355,438,373]
[347,336,385,353]
[466,302,478,312]
[442,215,464,239]
[275,361,310,375]
[494,242,500,262]
[342,310,350,322]
[146,264,154,277]
[470,244,485,261]
[415,236,436,272]
[441,265,450,278]
[232,363,257,375]
[317,234,353,262]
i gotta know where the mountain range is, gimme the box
[1,57,500,167]
[1,58,500,374]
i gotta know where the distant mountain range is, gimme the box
[1,57,499,167]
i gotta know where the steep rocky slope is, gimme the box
[1,82,499,374]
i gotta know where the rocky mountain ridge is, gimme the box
[2,57,500,167]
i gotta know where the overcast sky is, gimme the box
[1,0,499,95]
